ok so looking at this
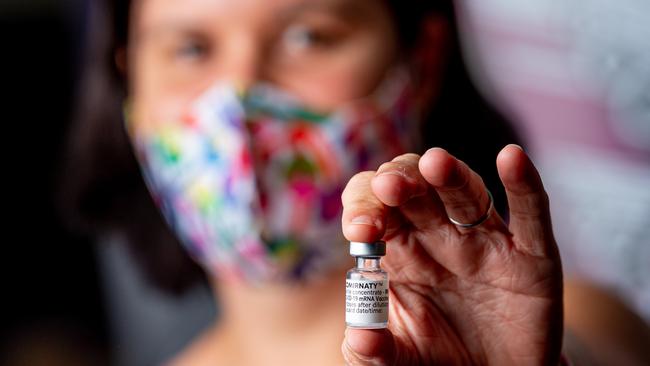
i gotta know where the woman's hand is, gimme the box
[340,145,563,365]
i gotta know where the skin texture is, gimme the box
[126,0,567,364]
[341,145,564,365]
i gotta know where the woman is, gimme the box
[63,0,565,364]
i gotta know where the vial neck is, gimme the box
[355,257,382,269]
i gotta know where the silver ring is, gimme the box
[448,190,494,228]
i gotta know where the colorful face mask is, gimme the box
[126,69,422,283]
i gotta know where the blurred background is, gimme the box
[2,0,648,365]
[1,0,109,365]
[457,0,650,322]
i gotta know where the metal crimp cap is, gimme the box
[349,241,386,257]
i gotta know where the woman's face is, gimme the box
[128,0,400,130]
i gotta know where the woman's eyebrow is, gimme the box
[276,0,365,21]
[135,22,204,43]
[135,0,367,43]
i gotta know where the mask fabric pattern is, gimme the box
[126,71,421,283]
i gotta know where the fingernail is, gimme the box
[426,146,447,154]
[350,215,380,227]
[376,169,407,179]
[509,143,524,151]
[376,168,419,187]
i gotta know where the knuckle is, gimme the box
[392,152,421,163]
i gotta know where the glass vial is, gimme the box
[345,241,389,329]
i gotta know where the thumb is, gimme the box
[342,328,397,366]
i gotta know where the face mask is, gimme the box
[126,69,422,283]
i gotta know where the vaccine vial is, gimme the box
[345,241,389,329]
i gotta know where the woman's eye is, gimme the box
[174,40,208,62]
[281,24,336,52]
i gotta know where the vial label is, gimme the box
[345,279,389,326]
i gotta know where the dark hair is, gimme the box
[60,0,520,294]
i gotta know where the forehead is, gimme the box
[133,0,382,31]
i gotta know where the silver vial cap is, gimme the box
[350,241,386,257]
